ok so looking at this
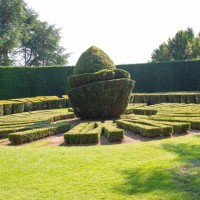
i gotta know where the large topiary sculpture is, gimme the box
[68,46,135,119]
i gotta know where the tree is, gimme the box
[192,33,200,59]
[0,0,70,66]
[0,0,26,65]
[151,28,199,62]
[151,42,170,62]
[20,19,70,66]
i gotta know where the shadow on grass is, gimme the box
[114,135,200,199]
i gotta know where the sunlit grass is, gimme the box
[1,134,200,200]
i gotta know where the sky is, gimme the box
[25,0,200,66]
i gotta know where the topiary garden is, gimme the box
[0,46,200,146]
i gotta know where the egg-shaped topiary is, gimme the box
[68,46,135,119]
[74,46,116,75]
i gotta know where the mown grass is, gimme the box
[1,135,200,200]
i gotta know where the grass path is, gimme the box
[1,134,200,200]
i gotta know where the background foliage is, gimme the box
[0,0,69,66]
[151,28,200,62]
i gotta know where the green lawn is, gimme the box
[1,134,200,200]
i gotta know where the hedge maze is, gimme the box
[0,109,74,143]
[1,99,200,145]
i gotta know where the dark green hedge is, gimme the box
[1,60,200,99]
[117,60,200,93]
[0,66,73,100]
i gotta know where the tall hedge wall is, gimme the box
[117,60,200,93]
[0,60,200,99]
[0,66,73,100]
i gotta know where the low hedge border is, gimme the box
[150,116,200,129]
[0,112,74,138]
[64,122,100,144]
[116,120,165,137]
[124,119,173,136]
[0,95,70,116]
[132,108,158,116]
[130,93,200,105]
[8,122,71,144]
[103,126,124,142]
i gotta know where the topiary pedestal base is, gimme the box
[68,79,135,119]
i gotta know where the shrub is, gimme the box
[133,108,158,115]
[64,122,100,144]
[0,104,4,116]
[74,46,116,75]
[103,126,124,142]
[125,119,173,136]
[68,46,135,119]
[55,122,71,133]
[10,101,24,113]
[9,127,57,145]
[116,120,164,137]
[68,69,130,89]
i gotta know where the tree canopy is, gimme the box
[0,0,70,66]
[151,28,200,62]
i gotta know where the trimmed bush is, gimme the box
[0,104,3,116]
[62,95,71,107]
[150,116,200,129]
[131,92,200,104]
[54,122,71,133]
[116,120,163,137]
[11,99,33,112]
[74,46,116,75]
[125,103,146,114]
[9,127,57,145]
[68,46,135,119]
[64,122,100,144]
[127,119,173,136]
[10,101,24,113]
[125,119,173,136]
[0,66,73,100]
[68,69,130,89]
[133,108,158,115]
[149,120,190,134]
[69,79,134,119]
[0,121,50,138]
[0,101,13,115]
[25,98,42,111]
[103,126,124,142]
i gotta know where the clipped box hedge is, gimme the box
[0,121,50,138]
[130,92,200,105]
[9,127,57,144]
[125,119,173,136]
[68,69,130,89]
[8,121,71,144]
[149,120,190,134]
[0,101,12,115]
[54,122,71,133]
[11,99,33,112]
[0,104,3,116]
[64,122,100,144]
[133,108,158,116]
[10,101,25,113]
[149,115,199,129]
[117,120,165,137]
[103,126,124,142]
[128,119,173,136]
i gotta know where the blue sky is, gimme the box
[25,0,200,65]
